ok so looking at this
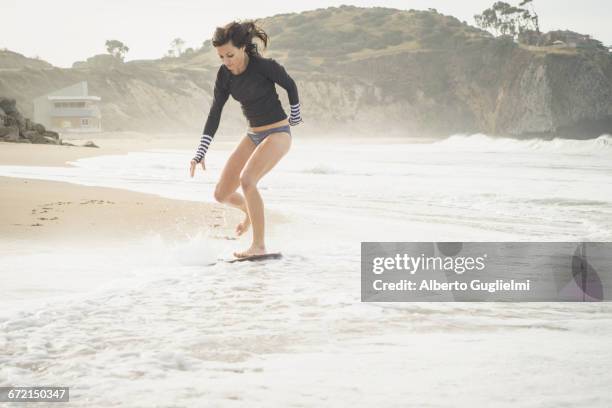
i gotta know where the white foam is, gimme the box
[2,135,612,405]
[435,133,612,154]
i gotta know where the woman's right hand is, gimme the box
[190,158,206,177]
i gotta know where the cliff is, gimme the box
[0,6,610,138]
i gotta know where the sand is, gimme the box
[0,138,249,246]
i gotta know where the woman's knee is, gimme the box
[214,184,229,203]
[240,173,258,191]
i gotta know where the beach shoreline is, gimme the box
[0,139,282,246]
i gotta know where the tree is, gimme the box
[170,38,185,57]
[474,1,540,39]
[519,0,540,32]
[105,40,129,61]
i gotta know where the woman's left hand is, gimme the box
[189,159,206,178]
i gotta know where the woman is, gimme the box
[189,20,302,258]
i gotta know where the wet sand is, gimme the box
[0,138,246,246]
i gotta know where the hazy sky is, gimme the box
[2,0,610,68]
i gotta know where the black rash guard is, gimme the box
[202,54,300,137]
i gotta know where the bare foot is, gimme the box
[235,214,251,236]
[233,244,267,259]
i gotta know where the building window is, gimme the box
[53,101,86,108]
[81,118,89,127]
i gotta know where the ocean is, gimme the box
[1,133,611,407]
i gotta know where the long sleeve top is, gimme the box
[202,55,300,137]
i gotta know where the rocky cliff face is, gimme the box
[0,97,62,144]
[494,47,612,137]
[0,6,610,139]
[329,36,612,137]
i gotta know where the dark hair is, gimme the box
[212,20,268,57]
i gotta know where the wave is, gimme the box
[524,198,611,207]
[434,133,612,154]
[300,164,341,175]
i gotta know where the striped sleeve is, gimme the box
[193,134,213,163]
[289,103,303,126]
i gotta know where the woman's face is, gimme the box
[216,42,247,74]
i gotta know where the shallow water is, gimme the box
[1,134,612,407]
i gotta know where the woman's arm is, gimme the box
[261,58,303,126]
[194,67,230,163]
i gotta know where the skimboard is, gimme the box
[225,252,283,263]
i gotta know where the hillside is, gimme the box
[0,49,53,70]
[1,5,610,138]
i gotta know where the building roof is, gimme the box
[34,81,101,101]
[48,96,101,101]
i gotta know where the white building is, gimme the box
[33,81,101,132]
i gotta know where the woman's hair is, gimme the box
[212,20,268,57]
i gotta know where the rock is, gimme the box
[43,136,60,144]
[82,140,99,148]
[22,130,38,140]
[3,115,19,128]
[43,130,59,139]
[0,98,24,127]
[0,98,17,115]
[0,97,61,143]
[60,141,75,146]
[28,131,59,144]
[0,126,20,141]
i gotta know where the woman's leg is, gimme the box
[234,132,292,257]
[214,135,256,235]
